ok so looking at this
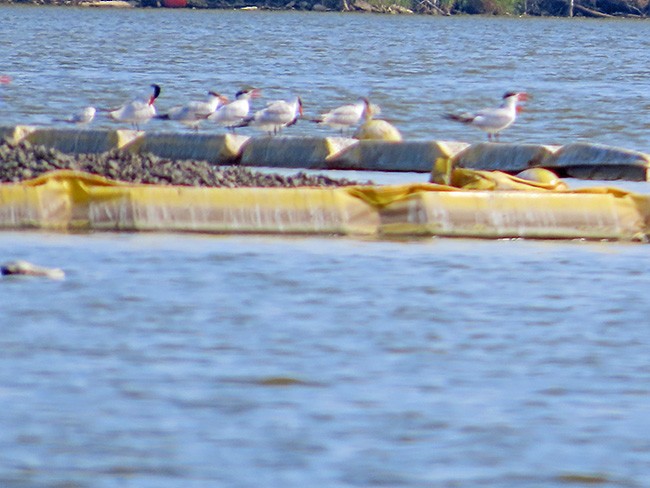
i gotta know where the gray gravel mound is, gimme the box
[0,141,374,188]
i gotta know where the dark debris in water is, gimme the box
[0,140,374,188]
[218,375,321,387]
[556,473,611,485]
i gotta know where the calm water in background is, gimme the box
[2,6,650,152]
[2,7,650,487]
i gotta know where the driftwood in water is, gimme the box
[415,0,450,14]
[574,3,615,15]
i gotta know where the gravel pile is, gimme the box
[0,141,374,188]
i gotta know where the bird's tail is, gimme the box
[443,113,474,124]
[232,116,254,129]
[154,114,171,120]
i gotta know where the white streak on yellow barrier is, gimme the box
[0,171,647,241]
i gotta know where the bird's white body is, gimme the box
[108,84,161,129]
[1,260,65,280]
[54,106,96,125]
[109,100,156,127]
[163,91,227,129]
[446,92,528,140]
[316,97,370,132]
[208,88,260,129]
[247,96,303,134]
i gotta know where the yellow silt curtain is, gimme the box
[0,169,648,241]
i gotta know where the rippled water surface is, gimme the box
[2,7,650,488]
[1,232,650,487]
[3,6,650,152]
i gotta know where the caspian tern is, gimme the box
[444,91,528,141]
[53,106,96,125]
[157,91,228,130]
[241,96,303,135]
[108,84,161,130]
[208,88,261,131]
[311,97,371,134]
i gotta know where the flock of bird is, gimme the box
[100,84,352,135]
[5,76,530,140]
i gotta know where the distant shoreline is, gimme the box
[1,0,421,13]
[0,0,645,17]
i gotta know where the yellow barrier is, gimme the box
[0,125,38,145]
[24,128,143,154]
[0,171,377,235]
[240,136,357,169]
[0,170,647,241]
[368,188,643,240]
[452,142,559,173]
[130,132,249,164]
[3,125,650,180]
[334,140,469,172]
[544,143,650,181]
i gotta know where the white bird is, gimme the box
[53,106,96,125]
[157,91,228,130]
[241,96,303,135]
[444,91,528,141]
[107,84,161,130]
[208,88,261,131]
[1,260,65,280]
[312,97,371,134]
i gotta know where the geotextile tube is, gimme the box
[5,126,650,180]
[0,170,648,241]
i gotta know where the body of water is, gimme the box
[2,232,650,487]
[2,7,650,153]
[2,7,650,488]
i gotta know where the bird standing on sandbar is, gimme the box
[311,97,371,135]
[239,96,303,135]
[208,88,261,131]
[107,84,161,130]
[157,91,228,131]
[444,91,528,141]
